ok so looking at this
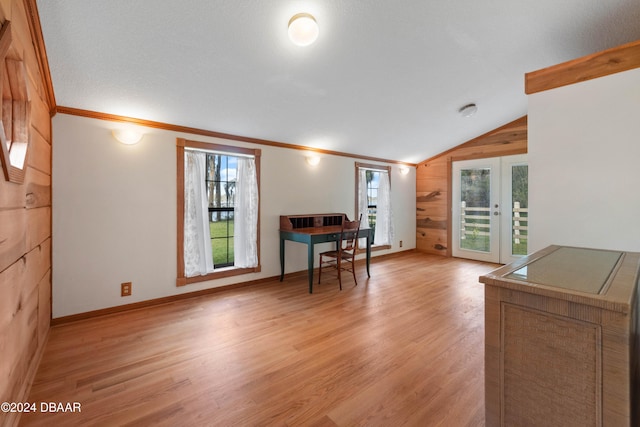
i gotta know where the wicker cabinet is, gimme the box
[480,245,640,426]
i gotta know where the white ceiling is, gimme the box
[36,0,640,164]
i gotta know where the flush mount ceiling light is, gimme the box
[288,13,319,46]
[459,103,478,118]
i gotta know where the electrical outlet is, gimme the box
[399,240,403,247]
[121,282,132,297]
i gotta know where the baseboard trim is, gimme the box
[50,272,305,326]
[51,250,416,326]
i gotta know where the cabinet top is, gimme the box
[480,245,640,313]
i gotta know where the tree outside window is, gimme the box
[206,154,237,267]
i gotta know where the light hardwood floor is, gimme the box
[20,252,498,426]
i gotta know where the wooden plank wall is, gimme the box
[415,116,527,256]
[0,1,52,426]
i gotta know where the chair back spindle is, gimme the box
[318,214,362,290]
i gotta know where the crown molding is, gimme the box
[56,106,416,167]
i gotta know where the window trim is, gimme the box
[0,22,31,185]
[354,162,392,251]
[177,138,261,286]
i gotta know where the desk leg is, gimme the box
[366,235,371,277]
[280,237,285,281]
[308,242,315,293]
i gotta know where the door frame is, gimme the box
[449,154,528,264]
[451,157,502,263]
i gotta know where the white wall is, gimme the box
[52,114,416,318]
[528,67,640,253]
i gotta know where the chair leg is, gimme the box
[318,255,322,284]
[337,257,342,290]
[352,260,357,286]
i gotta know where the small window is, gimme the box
[0,21,31,184]
[177,139,261,286]
[355,163,393,249]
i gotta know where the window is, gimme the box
[355,163,393,249]
[177,139,261,286]
[206,153,236,267]
[0,21,30,184]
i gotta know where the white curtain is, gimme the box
[184,151,215,277]
[375,170,393,246]
[358,168,370,248]
[234,157,259,268]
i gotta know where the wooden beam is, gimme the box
[525,40,640,94]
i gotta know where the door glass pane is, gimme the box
[511,164,528,255]
[460,168,491,252]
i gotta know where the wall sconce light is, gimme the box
[288,13,319,46]
[306,155,321,166]
[112,129,143,145]
[399,166,410,175]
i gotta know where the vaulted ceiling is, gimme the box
[36,0,640,163]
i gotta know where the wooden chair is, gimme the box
[318,215,361,290]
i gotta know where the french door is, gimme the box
[452,155,528,264]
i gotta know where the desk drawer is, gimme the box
[313,233,340,243]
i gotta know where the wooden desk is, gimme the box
[480,245,640,426]
[279,214,371,293]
